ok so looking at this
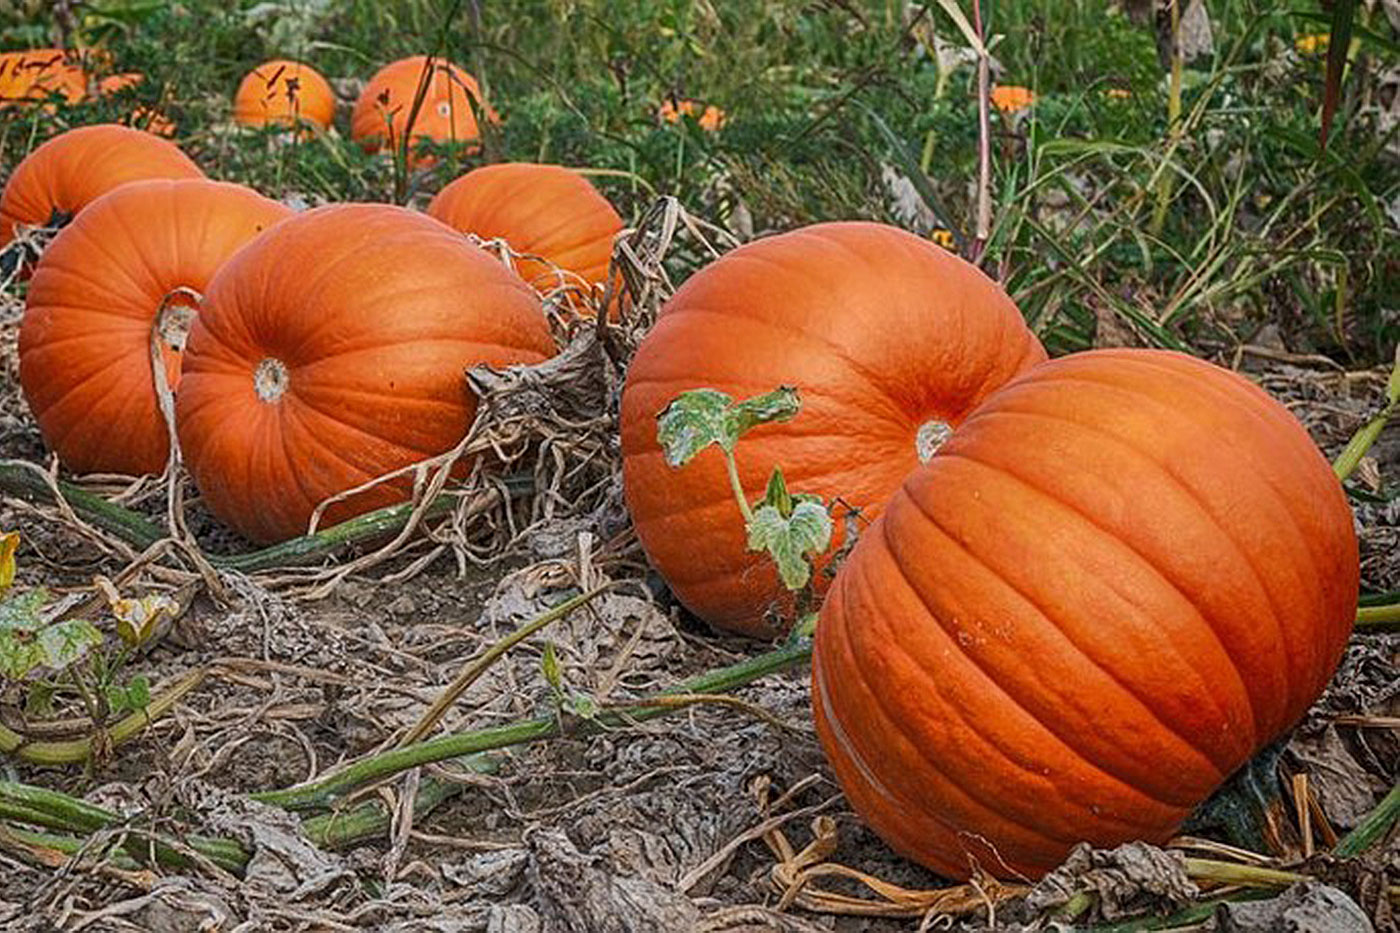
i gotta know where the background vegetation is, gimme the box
[2,0,1396,361]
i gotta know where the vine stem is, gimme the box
[397,585,611,747]
[1334,781,1400,858]
[1356,602,1400,630]
[1332,344,1400,482]
[253,636,813,811]
[0,667,204,764]
[721,448,755,524]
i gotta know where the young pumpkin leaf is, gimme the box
[656,386,802,467]
[761,466,795,518]
[746,495,834,591]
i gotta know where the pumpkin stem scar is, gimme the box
[255,358,290,402]
[916,419,953,463]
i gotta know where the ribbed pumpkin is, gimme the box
[812,349,1359,880]
[0,48,85,108]
[0,124,203,248]
[427,163,623,311]
[18,179,292,476]
[175,204,556,543]
[620,222,1047,637]
[350,56,496,165]
[233,59,335,130]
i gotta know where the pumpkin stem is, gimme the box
[916,419,952,463]
[255,358,290,403]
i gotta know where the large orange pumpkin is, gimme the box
[620,222,1046,637]
[18,179,292,476]
[812,349,1359,880]
[350,56,496,165]
[427,163,623,311]
[0,124,203,248]
[233,59,336,131]
[175,204,556,543]
[0,48,86,108]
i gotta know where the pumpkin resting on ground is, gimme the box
[427,163,623,312]
[620,221,1047,637]
[0,124,203,248]
[350,56,497,166]
[812,349,1359,880]
[18,178,292,476]
[233,59,336,130]
[175,204,556,543]
[0,48,86,109]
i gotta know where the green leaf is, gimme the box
[33,619,102,673]
[1318,0,1357,152]
[0,589,48,634]
[761,466,794,518]
[656,388,735,466]
[656,386,802,467]
[541,642,562,696]
[746,498,834,591]
[126,675,150,710]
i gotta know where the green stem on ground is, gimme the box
[0,460,532,573]
[398,586,611,747]
[1333,345,1400,482]
[0,668,204,764]
[1356,602,1400,631]
[253,636,813,812]
[1334,781,1400,858]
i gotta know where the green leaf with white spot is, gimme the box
[656,386,803,468]
[745,497,833,591]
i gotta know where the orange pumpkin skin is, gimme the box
[233,59,335,130]
[0,48,86,108]
[350,56,496,164]
[0,124,203,248]
[427,163,623,310]
[812,349,1359,880]
[620,222,1047,637]
[18,179,292,477]
[175,204,556,544]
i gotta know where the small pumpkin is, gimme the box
[659,98,725,132]
[175,204,556,543]
[620,222,1046,636]
[233,59,336,131]
[96,73,176,137]
[812,349,1359,880]
[0,124,203,248]
[350,56,496,165]
[18,179,292,476]
[427,163,623,312]
[0,48,85,108]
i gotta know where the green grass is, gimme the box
[1,0,1395,360]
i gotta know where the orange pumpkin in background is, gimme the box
[350,56,497,165]
[18,179,292,476]
[233,59,336,131]
[0,124,203,248]
[813,349,1358,880]
[175,205,556,543]
[620,222,1047,637]
[0,48,86,108]
[96,73,177,137]
[427,163,623,312]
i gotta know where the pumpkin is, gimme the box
[18,179,292,476]
[233,59,336,131]
[427,163,623,312]
[620,222,1046,637]
[0,48,85,108]
[350,56,497,165]
[175,204,556,543]
[96,73,177,137]
[0,124,203,248]
[659,98,725,132]
[812,349,1359,880]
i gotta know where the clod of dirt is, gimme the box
[1025,841,1198,922]
[1207,881,1373,933]
[525,826,701,933]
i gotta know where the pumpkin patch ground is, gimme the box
[0,4,1397,931]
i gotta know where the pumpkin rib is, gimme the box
[956,379,1314,731]
[1036,357,1340,695]
[290,383,463,461]
[891,482,1228,798]
[835,547,1181,839]
[921,447,1256,768]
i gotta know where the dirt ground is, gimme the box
[0,280,1396,932]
